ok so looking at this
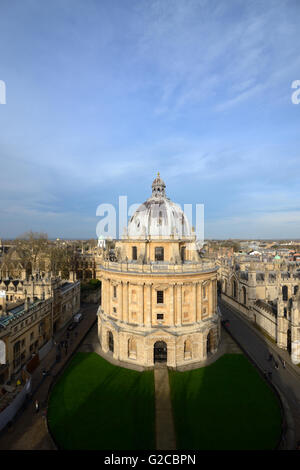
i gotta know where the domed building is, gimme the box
[97,174,220,368]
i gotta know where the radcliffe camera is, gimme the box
[0,0,300,459]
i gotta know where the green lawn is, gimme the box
[169,354,282,450]
[47,352,155,450]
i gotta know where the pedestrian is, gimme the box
[35,399,39,413]
[268,371,272,381]
[275,362,279,370]
[283,360,286,369]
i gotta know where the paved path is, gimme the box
[0,303,98,450]
[154,365,176,450]
[219,298,300,449]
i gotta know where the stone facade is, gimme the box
[218,257,300,364]
[97,175,220,369]
[0,273,80,383]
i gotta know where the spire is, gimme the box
[151,173,166,198]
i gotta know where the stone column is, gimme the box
[197,282,202,322]
[120,281,123,321]
[175,283,182,326]
[145,283,152,327]
[104,278,108,314]
[208,281,212,316]
[123,282,129,323]
[139,283,144,325]
[193,282,197,323]
[169,284,175,326]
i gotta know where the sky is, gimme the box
[0,0,300,240]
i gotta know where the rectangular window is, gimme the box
[132,246,137,260]
[157,314,164,320]
[157,290,164,304]
[113,286,117,298]
[155,247,164,261]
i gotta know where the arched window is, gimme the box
[206,329,216,355]
[294,285,298,295]
[242,286,246,304]
[282,285,288,301]
[184,339,192,359]
[232,279,237,299]
[128,338,137,359]
[108,331,114,353]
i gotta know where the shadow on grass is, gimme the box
[47,352,155,450]
[169,354,282,450]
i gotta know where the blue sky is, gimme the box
[0,0,299,239]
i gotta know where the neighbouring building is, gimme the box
[0,272,80,383]
[218,257,300,364]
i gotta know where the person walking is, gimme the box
[268,371,272,381]
[282,359,286,369]
[35,399,39,413]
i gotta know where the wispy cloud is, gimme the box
[0,0,299,238]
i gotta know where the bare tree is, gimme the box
[15,231,49,272]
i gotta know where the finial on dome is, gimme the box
[152,172,166,198]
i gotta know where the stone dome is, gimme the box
[126,173,192,239]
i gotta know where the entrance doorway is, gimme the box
[154,341,167,363]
